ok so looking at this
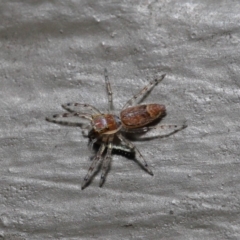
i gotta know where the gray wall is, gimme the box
[1,1,240,239]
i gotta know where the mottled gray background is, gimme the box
[1,1,240,239]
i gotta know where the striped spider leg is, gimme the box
[99,134,114,187]
[121,74,166,110]
[61,103,102,141]
[104,68,113,112]
[46,104,96,138]
[46,112,92,126]
[62,102,101,114]
[121,121,188,139]
[46,69,187,189]
[81,135,108,190]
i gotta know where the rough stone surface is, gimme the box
[1,1,240,239]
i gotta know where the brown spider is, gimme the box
[46,69,187,189]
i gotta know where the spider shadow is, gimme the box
[87,137,154,186]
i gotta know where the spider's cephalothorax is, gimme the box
[46,69,187,189]
[91,114,122,134]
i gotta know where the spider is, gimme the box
[46,69,187,189]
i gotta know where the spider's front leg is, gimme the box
[62,103,101,115]
[117,133,153,175]
[46,112,92,126]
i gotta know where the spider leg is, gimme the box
[122,74,166,110]
[121,121,187,138]
[104,68,113,112]
[62,103,101,114]
[46,112,92,126]
[81,136,107,190]
[99,135,114,187]
[116,133,153,175]
[88,137,99,152]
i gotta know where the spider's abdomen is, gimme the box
[120,104,166,128]
[92,114,121,134]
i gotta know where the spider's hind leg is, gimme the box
[104,68,113,112]
[81,138,107,190]
[116,133,153,175]
[99,135,114,187]
[122,73,166,110]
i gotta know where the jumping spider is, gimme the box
[46,69,187,189]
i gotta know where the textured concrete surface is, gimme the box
[1,1,240,239]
